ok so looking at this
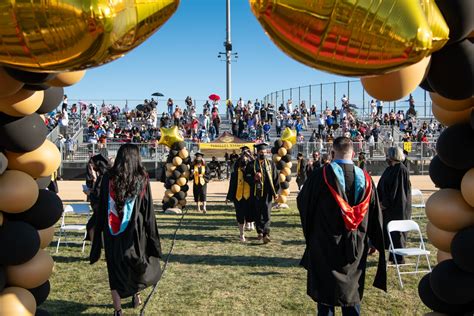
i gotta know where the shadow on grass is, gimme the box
[159,233,232,243]
[52,255,89,263]
[248,271,283,276]
[281,240,305,246]
[168,254,300,267]
[42,299,110,315]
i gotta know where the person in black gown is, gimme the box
[226,146,254,242]
[297,137,386,316]
[89,144,162,316]
[245,143,279,244]
[377,146,412,264]
[190,152,210,213]
[305,150,321,179]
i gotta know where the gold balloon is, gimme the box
[178,199,186,207]
[273,154,282,163]
[182,170,190,179]
[425,189,474,232]
[278,147,287,157]
[361,57,431,101]
[436,250,452,264]
[165,190,174,198]
[281,167,292,177]
[0,287,36,316]
[178,148,189,160]
[0,170,39,214]
[282,140,292,150]
[426,222,456,253]
[6,140,61,178]
[278,173,286,183]
[165,170,172,178]
[0,90,44,117]
[432,101,473,126]
[280,188,290,196]
[6,249,54,289]
[0,67,24,98]
[250,0,448,76]
[430,92,473,111]
[0,0,179,71]
[163,195,170,203]
[171,184,181,194]
[281,128,296,145]
[0,152,7,175]
[173,156,183,167]
[158,126,184,148]
[48,71,86,87]
[461,169,474,207]
[38,226,55,249]
[166,163,176,172]
[176,177,187,186]
[276,195,287,204]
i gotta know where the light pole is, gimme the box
[218,0,237,102]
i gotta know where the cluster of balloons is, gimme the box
[271,128,297,207]
[159,126,191,212]
[0,68,85,315]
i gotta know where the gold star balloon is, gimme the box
[158,126,184,148]
[249,0,449,76]
[281,127,297,145]
[0,0,180,71]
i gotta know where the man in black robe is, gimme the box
[227,146,254,242]
[246,143,279,244]
[377,146,412,264]
[296,152,307,190]
[297,137,386,315]
[306,151,321,179]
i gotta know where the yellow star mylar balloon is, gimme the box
[249,0,449,76]
[158,126,184,148]
[281,128,297,145]
[0,0,179,71]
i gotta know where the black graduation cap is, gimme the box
[195,152,204,157]
[240,146,250,152]
[297,152,303,157]
[254,142,268,151]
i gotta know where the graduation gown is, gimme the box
[227,161,254,224]
[297,163,386,306]
[296,158,308,188]
[377,162,412,252]
[246,159,279,236]
[90,174,162,298]
[191,165,210,202]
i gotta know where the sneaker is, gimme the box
[263,235,271,244]
[240,235,246,243]
[257,233,263,240]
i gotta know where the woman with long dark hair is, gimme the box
[90,144,162,316]
[190,152,210,213]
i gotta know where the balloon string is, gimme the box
[140,207,188,316]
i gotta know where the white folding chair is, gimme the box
[56,204,91,253]
[411,188,426,219]
[387,220,431,288]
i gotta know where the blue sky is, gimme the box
[65,0,428,112]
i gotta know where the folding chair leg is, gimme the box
[415,255,421,272]
[56,229,62,253]
[82,230,87,253]
[393,254,404,288]
[425,254,432,272]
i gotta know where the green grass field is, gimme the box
[43,202,434,315]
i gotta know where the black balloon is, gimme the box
[183,157,192,165]
[429,155,468,189]
[7,189,63,230]
[419,78,434,92]
[169,197,178,208]
[36,309,51,316]
[162,201,170,210]
[271,147,277,155]
[418,273,469,314]
[280,181,290,189]
[164,183,171,190]
[285,175,291,182]
[172,141,185,151]
[274,139,283,148]
[0,266,5,292]
[36,177,52,190]
[427,39,474,100]
[430,259,474,304]
[181,184,189,192]
[451,227,474,273]
[0,113,48,153]
[4,68,57,84]
[436,123,474,169]
[470,109,474,130]
[281,154,292,163]
[29,280,50,306]
[175,191,186,200]
[36,87,64,114]
[177,164,189,173]
[170,150,178,157]
[435,0,474,44]
[23,83,50,91]
[0,221,40,265]
[276,161,284,170]
[166,178,176,186]
[172,170,182,180]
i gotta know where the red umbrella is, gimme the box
[209,94,220,101]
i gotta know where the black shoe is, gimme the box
[113,309,122,316]
[132,292,142,308]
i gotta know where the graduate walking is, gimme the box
[246,143,279,244]
[226,146,254,242]
[191,152,210,213]
[297,137,386,316]
[89,144,162,316]
[377,146,412,264]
